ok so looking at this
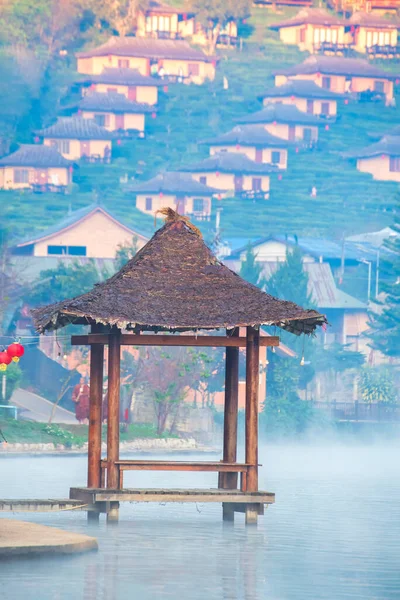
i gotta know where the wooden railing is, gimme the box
[315,42,355,57]
[367,45,400,60]
[31,183,67,194]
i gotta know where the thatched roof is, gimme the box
[0,144,72,168]
[32,210,326,335]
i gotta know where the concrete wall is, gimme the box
[33,210,147,258]
[357,155,400,181]
[81,110,145,132]
[209,145,288,169]
[136,193,212,216]
[189,171,271,193]
[89,83,159,105]
[263,96,337,116]
[43,138,112,160]
[0,166,69,189]
[279,24,345,53]
[264,122,319,142]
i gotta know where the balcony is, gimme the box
[31,183,67,194]
[80,155,111,164]
[367,45,400,59]
[315,42,355,57]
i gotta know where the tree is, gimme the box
[239,244,265,288]
[265,246,314,307]
[115,236,138,270]
[77,0,147,37]
[359,366,397,406]
[368,216,400,358]
[189,0,251,53]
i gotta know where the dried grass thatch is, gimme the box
[32,209,326,335]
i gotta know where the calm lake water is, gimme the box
[1,443,399,600]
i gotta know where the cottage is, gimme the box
[11,203,149,259]
[0,144,72,192]
[136,1,195,40]
[258,79,344,117]
[269,8,346,53]
[179,152,279,199]
[347,12,399,54]
[344,135,400,181]
[274,55,397,104]
[76,37,216,85]
[328,0,399,14]
[75,92,153,134]
[236,104,321,145]
[37,117,114,162]
[80,68,164,105]
[201,125,290,169]
[127,172,219,218]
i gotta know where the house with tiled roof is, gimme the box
[76,37,216,85]
[12,204,149,259]
[269,8,346,53]
[258,79,345,117]
[36,117,114,162]
[135,1,196,40]
[236,104,322,145]
[201,125,290,169]
[126,172,219,218]
[347,12,399,54]
[0,144,72,192]
[179,152,280,199]
[344,135,400,181]
[80,68,164,105]
[74,92,153,134]
[274,55,397,104]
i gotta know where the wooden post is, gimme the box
[87,325,104,492]
[245,326,260,494]
[107,329,121,491]
[221,327,239,493]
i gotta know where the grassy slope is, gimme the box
[3,6,399,245]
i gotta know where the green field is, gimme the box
[2,6,399,245]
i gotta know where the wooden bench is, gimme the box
[100,460,257,491]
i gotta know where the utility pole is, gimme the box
[375,248,380,298]
[361,259,372,304]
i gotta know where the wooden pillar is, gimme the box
[87,325,104,491]
[221,327,239,492]
[107,329,121,490]
[245,326,260,493]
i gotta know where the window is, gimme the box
[145,197,152,211]
[14,169,29,184]
[374,80,385,93]
[306,99,314,114]
[94,114,106,127]
[252,177,262,191]
[188,63,200,76]
[322,77,331,90]
[199,176,207,185]
[118,59,129,68]
[53,140,70,154]
[47,245,87,256]
[193,198,204,212]
[145,16,152,32]
[271,151,280,164]
[321,102,330,116]
[389,157,400,172]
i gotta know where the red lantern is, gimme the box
[278,174,282,181]
[159,192,163,198]
[151,112,157,119]
[236,144,240,150]
[77,109,82,116]
[7,342,24,363]
[381,154,386,160]
[69,165,73,173]
[163,85,168,93]
[316,72,321,78]
[117,139,121,145]
[291,95,295,101]
[0,351,12,372]
[218,194,222,200]
[34,136,40,143]
[325,124,329,131]
[396,79,400,85]
[215,171,220,177]
[344,99,349,105]
[183,13,187,21]
[273,121,277,126]
[295,147,299,153]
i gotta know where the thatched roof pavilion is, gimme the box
[31,209,325,524]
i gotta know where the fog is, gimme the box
[1,442,399,600]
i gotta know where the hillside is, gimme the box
[2,6,399,246]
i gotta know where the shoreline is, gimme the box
[0,437,219,457]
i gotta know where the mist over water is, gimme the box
[1,442,399,600]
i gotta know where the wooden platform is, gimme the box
[0,499,89,512]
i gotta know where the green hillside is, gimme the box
[2,6,399,245]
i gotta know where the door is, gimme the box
[80,141,90,157]
[128,86,137,101]
[288,126,296,141]
[234,175,243,193]
[115,114,125,130]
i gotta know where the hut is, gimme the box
[269,8,346,53]
[75,92,154,134]
[179,152,280,199]
[80,68,164,106]
[31,209,325,523]
[37,117,114,162]
[0,144,72,192]
[76,37,216,85]
[258,79,344,117]
[126,172,219,218]
[236,104,321,145]
[201,125,290,169]
[274,55,397,104]
[344,135,400,181]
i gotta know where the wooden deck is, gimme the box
[0,499,89,512]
